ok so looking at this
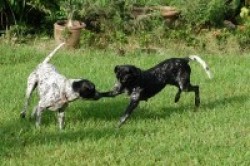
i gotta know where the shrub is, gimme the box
[173,0,226,27]
[236,22,250,50]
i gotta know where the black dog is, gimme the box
[101,55,212,127]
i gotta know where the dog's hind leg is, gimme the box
[176,66,201,107]
[182,83,200,107]
[188,85,200,107]
[20,73,37,118]
[174,88,182,103]
[177,70,200,107]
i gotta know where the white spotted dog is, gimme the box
[20,43,101,129]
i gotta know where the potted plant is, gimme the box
[54,0,85,48]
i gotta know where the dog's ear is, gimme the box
[130,66,141,77]
[114,65,120,73]
[72,80,83,92]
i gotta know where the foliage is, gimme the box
[0,0,57,26]
[0,0,249,50]
[236,22,250,49]
[234,2,250,50]
[173,0,226,26]
[0,0,59,38]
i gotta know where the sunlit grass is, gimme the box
[0,42,249,165]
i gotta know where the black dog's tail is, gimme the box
[42,42,65,64]
[188,55,213,79]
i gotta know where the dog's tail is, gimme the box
[188,55,213,79]
[42,42,65,64]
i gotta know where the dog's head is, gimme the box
[72,79,99,99]
[114,65,141,86]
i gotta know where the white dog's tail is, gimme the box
[42,42,65,64]
[188,55,213,79]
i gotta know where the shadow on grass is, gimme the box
[15,93,250,127]
[0,122,129,160]
[71,93,249,121]
[202,94,248,110]
[0,94,248,159]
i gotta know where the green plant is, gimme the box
[57,0,83,27]
[0,0,58,37]
[178,0,226,27]
[236,21,250,49]
[239,3,250,24]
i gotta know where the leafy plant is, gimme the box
[0,0,58,37]
[236,21,250,49]
[178,0,226,27]
[57,0,84,28]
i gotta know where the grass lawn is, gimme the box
[0,41,249,165]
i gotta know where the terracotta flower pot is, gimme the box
[54,20,86,48]
[159,6,180,23]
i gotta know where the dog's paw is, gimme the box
[20,112,26,118]
[118,114,129,128]
[174,98,179,103]
[117,121,123,128]
[195,98,200,107]
[194,106,200,112]
[174,93,181,103]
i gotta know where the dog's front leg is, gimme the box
[118,100,139,127]
[30,105,38,120]
[35,107,45,128]
[58,110,65,130]
[118,89,140,127]
[20,73,37,118]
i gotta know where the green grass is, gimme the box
[0,41,249,165]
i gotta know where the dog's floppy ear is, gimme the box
[114,65,120,73]
[128,66,141,78]
[72,80,83,92]
[132,66,141,75]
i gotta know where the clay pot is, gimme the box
[158,6,180,23]
[54,20,86,48]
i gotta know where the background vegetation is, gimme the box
[1,0,250,50]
